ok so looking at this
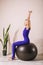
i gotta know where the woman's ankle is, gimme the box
[12,57,14,60]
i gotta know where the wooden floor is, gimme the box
[0,54,43,65]
[34,54,43,61]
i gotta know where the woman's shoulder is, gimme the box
[25,27,30,30]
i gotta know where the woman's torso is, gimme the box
[23,28,30,43]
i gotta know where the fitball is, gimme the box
[16,43,38,61]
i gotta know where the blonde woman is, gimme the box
[9,11,32,60]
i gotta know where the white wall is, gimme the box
[0,0,43,54]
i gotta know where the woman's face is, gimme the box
[24,19,30,27]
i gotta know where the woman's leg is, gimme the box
[12,41,27,60]
[12,43,16,60]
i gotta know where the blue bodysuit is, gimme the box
[12,28,30,59]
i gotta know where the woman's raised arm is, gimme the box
[27,11,32,20]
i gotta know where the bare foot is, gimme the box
[8,57,16,61]
[8,57,12,61]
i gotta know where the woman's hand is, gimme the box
[27,10,32,20]
[28,10,32,14]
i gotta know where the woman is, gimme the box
[9,11,32,60]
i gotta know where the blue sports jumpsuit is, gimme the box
[12,28,30,59]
